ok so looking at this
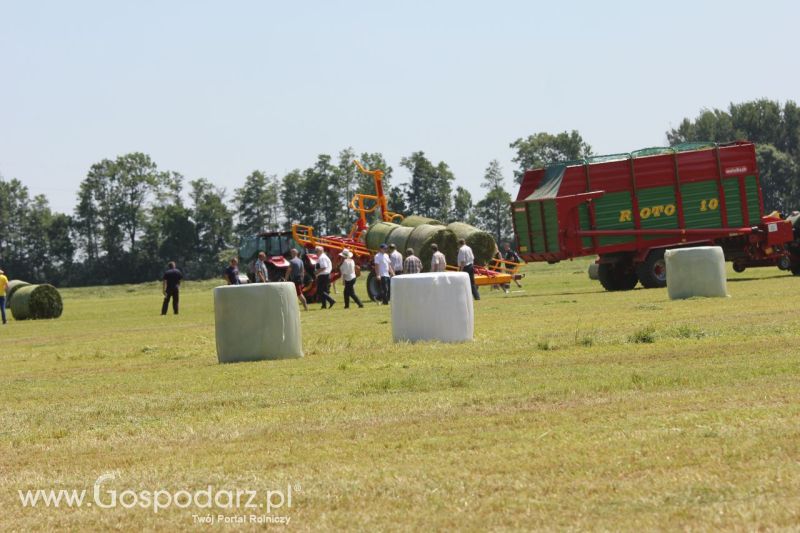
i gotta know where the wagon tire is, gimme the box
[636,249,667,289]
[598,262,638,291]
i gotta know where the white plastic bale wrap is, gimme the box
[390,272,474,343]
[214,283,304,363]
[664,246,728,300]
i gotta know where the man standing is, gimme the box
[287,248,308,311]
[314,246,336,309]
[224,258,241,285]
[161,261,183,315]
[502,242,523,291]
[0,268,8,325]
[388,244,404,276]
[338,249,364,309]
[457,239,480,300]
[403,248,422,274]
[374,243,394,305]
[255,251,269,283]
[430,243,447,272]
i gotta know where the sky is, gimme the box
[1,0,798,214]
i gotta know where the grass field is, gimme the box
[2,258,800,531]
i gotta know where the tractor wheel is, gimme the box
[267,264,285,282]
[636,250,667,289]
[791,263,800,276]
[366,271,381,301]
[732,261,747,273]
[598,261,638,291]
[777,255,791,271]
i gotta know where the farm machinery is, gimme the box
[511,141,799,291]
[289,160,523,301]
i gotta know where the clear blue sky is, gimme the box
[1,0,798,213]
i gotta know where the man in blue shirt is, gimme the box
[161,262,183,315]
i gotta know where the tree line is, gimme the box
[2,98,798,286]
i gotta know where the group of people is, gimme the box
[214,239,518,314]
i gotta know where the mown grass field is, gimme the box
[2,258,800,531]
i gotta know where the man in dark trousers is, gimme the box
[161,261,183,315]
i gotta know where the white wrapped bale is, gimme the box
[665,246,728,300]
[214,283,304,363]
[391,272,474,343]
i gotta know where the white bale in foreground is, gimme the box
[214,283,303,363]
[391,272,474,343]
[665,246,728,300]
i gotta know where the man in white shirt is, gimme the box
[314,246,336,309]
[430,243,446,272]
[388,244,404,275]
[373,244,394,305]
[457,239,480,300]
[338,249,363,309]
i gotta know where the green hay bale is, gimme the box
[365,222,400,251]
[6,280,30,306]
[10,284,63,320]
[386,226,414,253]
[447,222,498,266]
[407,224,458,271]
[400,215,443,228]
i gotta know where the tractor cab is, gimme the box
[238,231,305,282]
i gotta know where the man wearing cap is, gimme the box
[374,244,394,305]
[338,249,364,309]
[403,248,422,274]
[0,268,8,324]
[430,243,446,272]
[457,239,480,300]
[314,246,336,309]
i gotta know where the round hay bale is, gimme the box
[447,222,498,266]
[365,221,400,251]
[6,280,30,306]
[400,215,443,228]
[386,226,414,253]
[407,224,458,271]
[10,284,63,320]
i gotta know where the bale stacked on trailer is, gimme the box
[365,221,400,250]
[10,284,63,320]
[400,215,443,228]
[406,224,458,271]
[446,222,497,265]
[386,225,414,253]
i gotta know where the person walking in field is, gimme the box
[0,268,8,324]
[374,244,394,305]
[430,243,446,272]
[287,248,308,311]
[224,258,241,285]
[457,239,480,301]
[338,249,363,309]
[161,261,183,315]
[501,242,523,292]
[255,251,269,283]
[314,246,336,309]
[403,248,422,274]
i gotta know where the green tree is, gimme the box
[234,170,281,235]
[400,151,454,220]
[280,169,306,229]
[450,186,474,224]
[190,179,234,279]
[667,99,800,210]
[509,131,592,184]
[474,160,512,243]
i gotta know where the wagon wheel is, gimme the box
[598,262,638,291]
[732,261,746,273]
[366,271,381,302]
[636,249,667,289]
